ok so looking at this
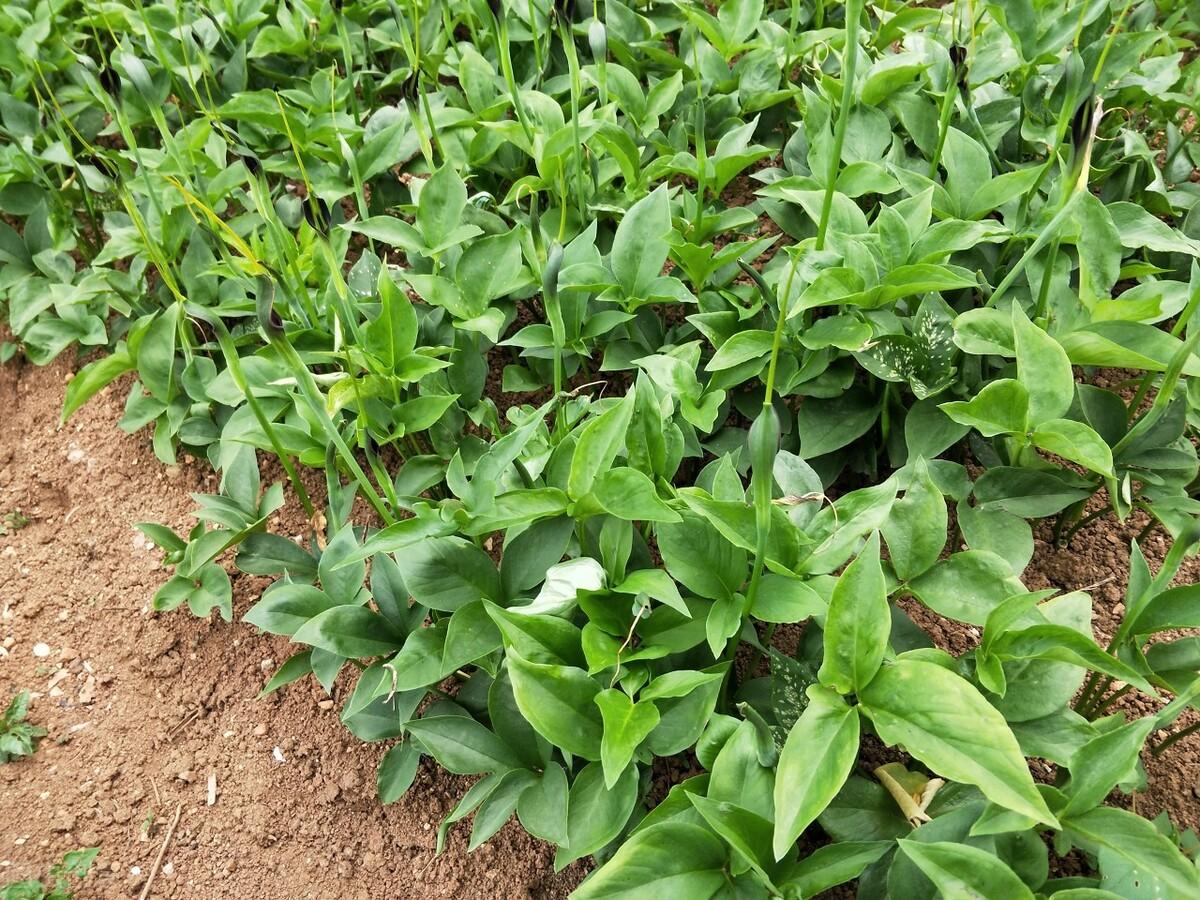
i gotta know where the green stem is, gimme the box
[1152,719,1200,757]
[816,0,862,251]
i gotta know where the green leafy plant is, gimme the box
[0,691,46,763]
[0,849,99,900]
[5,0,1200,896]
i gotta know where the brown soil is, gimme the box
[0,355,583,899]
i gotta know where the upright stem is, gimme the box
[816,0,862,251]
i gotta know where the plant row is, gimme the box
[3,0,1200,896]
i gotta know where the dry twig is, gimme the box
[139,802,182,900]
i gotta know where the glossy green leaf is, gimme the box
[506,649,602,760]
[773,685,860,860]
[859,659,1057,826]
[595,689,660,788]
[820,532,890,693]
[897,840,1035,900]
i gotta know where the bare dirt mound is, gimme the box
[0,355,582,899]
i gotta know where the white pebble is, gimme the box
[32,643,50,658]
[272,747,285,764]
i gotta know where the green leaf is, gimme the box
[612,568,688,615]
[506,649,602,760]
[882,460,947,580]
[418,164,469,249]
[455,229,524,314]
[569,393,636,499]
[956,501,1033,576]
[364,270,418,371]
[820,532,890,693]
[243,584,336,636]
[318,525,366,603]
[611,185,672,298]
[685,793,777,884]
[63,348,135,422]
[1061,807,1200,898]
[797,386,880,458]
[641,670,724,701]
[973,467,1093,518]
[485,600,584,666]
[1127,583,1200,635]
[377,742,421,804]
[897,840,1035,900]
[1031,419,1114,477]
[783,841,892,897]
[591,467,681,522]
[1013,304,1074,423]
[138,305,180,402]
[1061,322,1200,375]
[907,551,1025,625]
[658,513,746,602]
[940,379,1029,437]
[469,768,535,850]
[291,605,405,658]
[517,762,569,845]
[571,822,729,899]
[1060,718,1157,817]
[751,575,825,624]
[258,650,313,698]
[706,329,774,371]
[1108,201,1200,256]
[991,625,1154,695]
[595,689,660,788]
[395,536,501,611]
[394,394,459,433]
[555,762,639,868]
[819,775,911,842]
[773,685,860,860]
[152,563,233,621]
[405,715,523,774]
[859,659,1057,827]
[501,516,574,599]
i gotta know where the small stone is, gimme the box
[252,724,267,737]
[67,448,85,464]
[272,747,286,764]
[317,699,334,711]
[32,643,50,658]
[259,658,274,672]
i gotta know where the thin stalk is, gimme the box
[989,98,1104,309]
[270,334,395,525]
[816,0,863,251]
[927,71,959,179]
[738,253,802,616]
[1125,262,1200,421]
[1152,719,1200,757]
[691,41,707,239]
[206,316,315,519]
[562,20,587,228]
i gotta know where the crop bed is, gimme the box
[2,0,1200,898]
